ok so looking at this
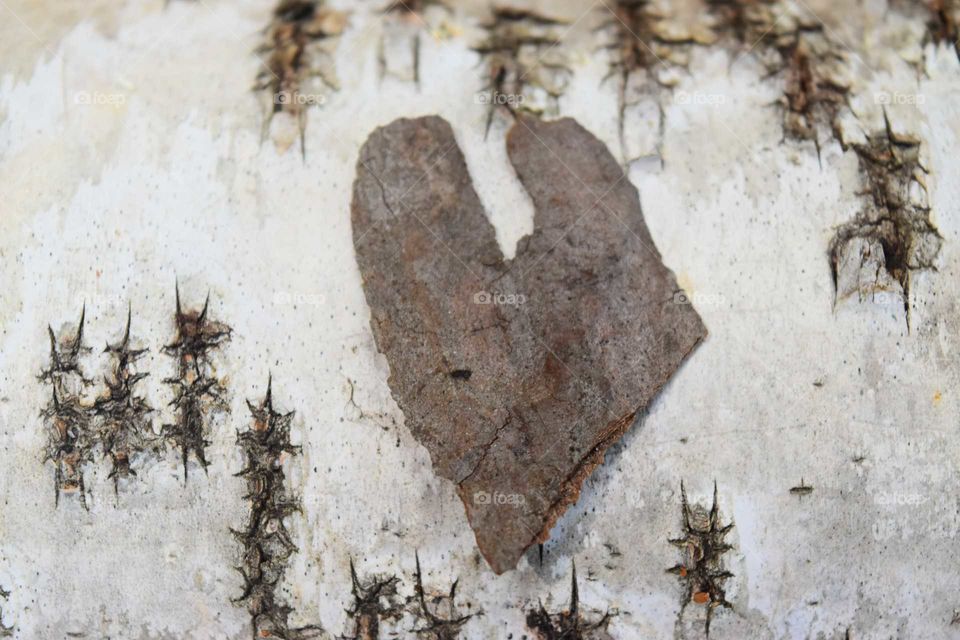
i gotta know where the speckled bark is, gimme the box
[351,115,706,574]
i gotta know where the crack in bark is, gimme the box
[599,0,709,165]
[708,0,850,159]
[456,414,511,486]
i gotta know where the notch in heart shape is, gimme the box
[351,115,706,574]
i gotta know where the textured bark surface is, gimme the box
[351,115,706,574]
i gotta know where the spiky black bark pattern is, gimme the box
[704,0,938,320]
[377,0,447,87]
[525,561,613,640]
[922,0,959,59]
[340,558,402,640]
[829,112,942,326]
[92,306,157,496]
[161,285,231,483]
[39,306,95,509]
[600,0,672,163]
[233,378,322,640]
[667,482,735,639]
[707,0,851,159]
[255,0,345,157]
[473,7,570,138]
[408,553,477,640]
[0,586,12,637]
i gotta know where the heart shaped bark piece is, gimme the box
[351,115,706,574]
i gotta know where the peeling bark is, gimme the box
[351,115,706,573]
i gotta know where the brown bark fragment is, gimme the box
[351,115,706,574]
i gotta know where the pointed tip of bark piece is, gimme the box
[352,114,706,574]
